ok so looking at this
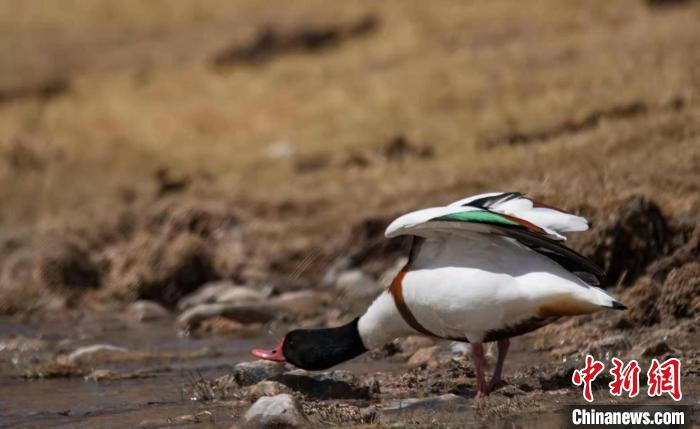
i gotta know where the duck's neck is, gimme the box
[284,318,368,370]
[358,290,414,350]
[283,291,414,370]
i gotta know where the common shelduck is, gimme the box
[252,192,626,398]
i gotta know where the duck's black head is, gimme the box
[252,318,367,371]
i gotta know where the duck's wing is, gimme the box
[386,192,605,286]
[447,192,588,239]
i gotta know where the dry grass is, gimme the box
[0,0,699,245]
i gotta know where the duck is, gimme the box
[252,192,626,398]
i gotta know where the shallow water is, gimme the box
[0,315,263,428]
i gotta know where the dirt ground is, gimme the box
[0,0,699,427]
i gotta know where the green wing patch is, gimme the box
[434,210,520,226]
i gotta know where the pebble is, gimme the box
[127,300,169,322]
[233,360,286,386]
[407,345,440,369]
[177,302,275,328]
[242,394,308,428]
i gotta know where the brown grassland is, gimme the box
[1,0,699,239]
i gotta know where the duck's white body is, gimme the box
[357,192,621,349]
[358,233,617,348]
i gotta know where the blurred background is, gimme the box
[0,1,699,427]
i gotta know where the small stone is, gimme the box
[242,394,308,428]
[177,302,275,329]
[176,280,237,310]
[270,290,324,315]
[407,346,439,369]
[217,286,268,304]
[65,344,129,365]
[233,360,286,386]
[127,300,169,322]
[397,335,435,355]
[196,317,263,335]
[242,380,291,400]
[335,270,381,299]
[272,370,371,399]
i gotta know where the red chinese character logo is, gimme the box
[572,355,605,402]
[609,358,640,398]
[647,358,682,401]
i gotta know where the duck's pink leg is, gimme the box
[489,339,510,390]
[471,343,489,399]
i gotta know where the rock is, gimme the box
[65,344,129,365]
[396,335,435,355]
[233,360,286,386]
[242,394,308,429]
[641,340,676,357]
[242,380,291,400]
[196,317,264,335]
[177,302,276,329]
[127,300,169,322]
[178,290,323,329]
[177,281,236,310]
[272,370,371,399]
[177,281,268,310]
[335,270,381,299]
[217,286,269,304]
[379,394,467,425]
[407,345,440,369]
[270,290,324,315]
